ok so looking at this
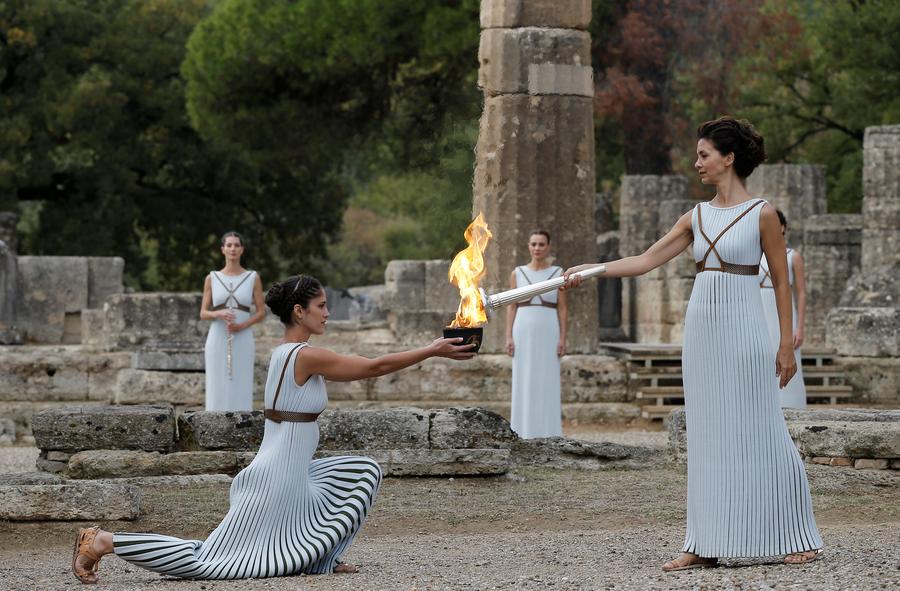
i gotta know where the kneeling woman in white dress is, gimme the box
[72,275,476,584]
[759,210,807,408]
[505,229,567,438]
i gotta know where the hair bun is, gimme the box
[265,283,286,314]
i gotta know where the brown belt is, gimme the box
[695,261,760,276]
[516,302,558,309]
[211,303,251,313]
[264,409,320,423]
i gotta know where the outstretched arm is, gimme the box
[760,204,797,389]
[295,338,476,384]
[563,210,694,286]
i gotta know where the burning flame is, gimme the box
[448,213,493,328]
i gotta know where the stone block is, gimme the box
[478,28,591,97]
[429,407,517,449]
[424,260,458,314]
[0,347,126,402]
[0,239,21,345]
[80,308,107,350]
[16,256,88,343]
[114,369,204,406]
[86,257,124,308]
[561,355,630,403]
[317,408,429,451]
[833,357,900,405]
[0,483,141,520]
[826,307,900,357]
[32,405,176,452]
[561,402,641,423]
[387,310,450,344]
[782,408,900,423]
[0,211,17,252]
[512,437,654,470]
[854,458,889,470]
[667,408,688,464]
[862,125,900,269]
[829,457,854,467]
[416,356,510,402]
[0,417,14,445]
[788,421,900,459]
[383,261,426,312]
[745,164,827,231]
[178,411,265,451]
[66,450,255,479]
[620,176,689,255]
[0,472,63,485]
[480,0,591,29]
[131,350,205,371]
[102,292,208,351]
[474,93,597,353]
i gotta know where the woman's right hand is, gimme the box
[430,337,477,360]
[562,265,587,290]
[216,309,235,323]
[506,337,515,357]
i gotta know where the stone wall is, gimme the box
[16,255,123,344]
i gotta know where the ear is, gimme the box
[724,152,735,167]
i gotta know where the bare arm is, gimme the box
[760,204,797,388]
[563,211,694,285]
[295,338,476,384]
[199,275,231,322]
[557,281,567,357]
[792,251,806,349]
[233,274,266,332]
[505,269,517,356]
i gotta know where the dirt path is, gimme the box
[1,464,897,590]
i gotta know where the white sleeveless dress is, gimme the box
[759,250,807,408]
[112,343,383,579]
[205,270,256,411]
[682,200,822,558]
[511,265,563,439]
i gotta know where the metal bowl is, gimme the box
[442,326,483,353]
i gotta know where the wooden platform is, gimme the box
[599,343,855,420]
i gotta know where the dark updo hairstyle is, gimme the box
[529,229,551,243]
[220,231,244,247]
[776,209,787,229]
[697,116,767,179]
[265,275,324,325]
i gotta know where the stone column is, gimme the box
[827,126,900,405]
[746,164,827,233]
[618,175,689,342]
[473,0,597,353]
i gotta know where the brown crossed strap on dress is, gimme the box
[695,200,765,275]
[210,271,253,313]
[759,249,791,288]
[515,266,561,308]
[264,343,321,424]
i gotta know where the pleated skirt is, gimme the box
[511,306,562,439]
[681,273,822,557]
[113,422,382,579]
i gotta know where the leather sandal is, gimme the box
[784,548,823,565]
[662,553,719,572]
[72,526,103,584]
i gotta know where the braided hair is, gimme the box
[265,275,324,325]
[697,116,767,179]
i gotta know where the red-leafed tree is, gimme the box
[592,0,789,175]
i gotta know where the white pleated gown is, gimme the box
[205,270,256,411]
[113,343,383,579]
[759,251,807,408]
[682,200,822,558]
[511,265,563,439]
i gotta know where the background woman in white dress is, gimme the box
[759,210,807,408]
[505,229,568,438]
[72,274,476,584]
[200,231,265,411]
[563,117,822,569]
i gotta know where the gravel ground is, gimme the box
[1,442,897,591]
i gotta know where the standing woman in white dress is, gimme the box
[759,210,807,408]
[563,117,822,568]
[505,229,568,438]
[200,231,265,411]
[71,274,476,584]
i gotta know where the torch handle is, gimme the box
[483,265,607,311]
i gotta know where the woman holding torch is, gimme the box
[506,229,567,438]
[563,117,823,569]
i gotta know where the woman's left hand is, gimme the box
[792,330,804,349]
[557,341,566,357]
[775,344,797,389]
[227,321,245,334]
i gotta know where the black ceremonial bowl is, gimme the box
[442,326,483,353]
